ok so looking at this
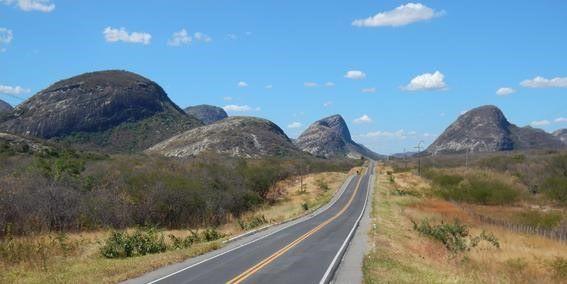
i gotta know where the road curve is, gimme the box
[127,161,374,284]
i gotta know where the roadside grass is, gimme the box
[363,165,567,283]
[0,170,351,283]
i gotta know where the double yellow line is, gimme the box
[226,168,366,284]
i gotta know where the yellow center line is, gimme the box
[226,168,367,284]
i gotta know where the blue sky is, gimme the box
[1,0,566,154]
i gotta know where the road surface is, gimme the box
[128,161,374,284]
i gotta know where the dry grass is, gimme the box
[364,164,567,284]
[0,170,350,283]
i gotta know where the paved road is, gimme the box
[128,161,374,284]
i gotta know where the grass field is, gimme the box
[363,165,567,284]
[0,169,353,283]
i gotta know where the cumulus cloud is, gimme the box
[103,27,151,45]
[0,28,13,52]
[304,82,318,87]
[354,114,372,124]
[0,84,31,96]
[402,71,447,91]
[323,101,333,108]
[223,104,259,112]
[287,122,302,129]
[237,81,248,88]
[555,117,567,123]
[496,87,515,96]
[324,82,335,87]
[2,0,55,12]
[520,76,567,88]
[352,3,444,28]
[531,120,550,127]
[361,87,376,93]
[167,29,191,46]
[344,70,366,80]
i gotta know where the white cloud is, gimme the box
[265,84,273,89]
[103,27,151,45]
[531,120,550,127]
[167,29,191,46]
[287,122,302,129]
[354,114,372,124]
[323,101,333,107]
[402,71,447,91]
[223,104,259,112]
[0,84,30,95]
[324,82,335,87]
[344,70,366,80]
[555,117,567,123]
[352,3,444,28]
[496,87,515,96]
[520,76,567,88]
[2,0,55,12]
[361,87,376,93]
[304,82,318,87]
[194,32,212,43]
[361,129,407,139]
[0,28,13,52]
[237,81,248,88]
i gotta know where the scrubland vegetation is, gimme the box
[364,163,567,283]
[0,143,357,282]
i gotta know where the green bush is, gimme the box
[168,230,200,250]
[514,210,562,229]
[100,228,167,258]
[426,171,519,205]
[541,176,567,204]
[412,219,499,254]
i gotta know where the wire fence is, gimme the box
[458,205,567,245]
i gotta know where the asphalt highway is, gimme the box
[129,161,374,284]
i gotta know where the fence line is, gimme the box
[455,204,567,244]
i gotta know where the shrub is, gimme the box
[514,210,562,229]
[238,215,269,231]
[412,219,499,254]
[426,170,520,205]
[200,228,225,242]
[100,228,167,258]
[315,178,330,191]
[541,176,567,204]
[301,202,309,211]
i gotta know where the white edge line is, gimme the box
[146,174,357,284]
[319,163,374,284]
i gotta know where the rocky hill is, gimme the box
[296,114,382,160]
[554,129,567,145]
[146,116,301,158]
[0,70,202,152]
[185,104,228,125]
[0,99,12,114]
[427,105,563,154]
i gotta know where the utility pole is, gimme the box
[299,155,303,192]
[415,140,424,176]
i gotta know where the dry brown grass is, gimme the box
[0,170,350,283]
[364,164,567,284]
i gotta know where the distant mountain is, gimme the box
[554,129,567,145]
[146,116,301,158]
[296,114,382,160]
[0,99,12,114]
[391,152,417,158]
[427,105,563,154]
[184,104,228,125]
[0,70,202,152]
